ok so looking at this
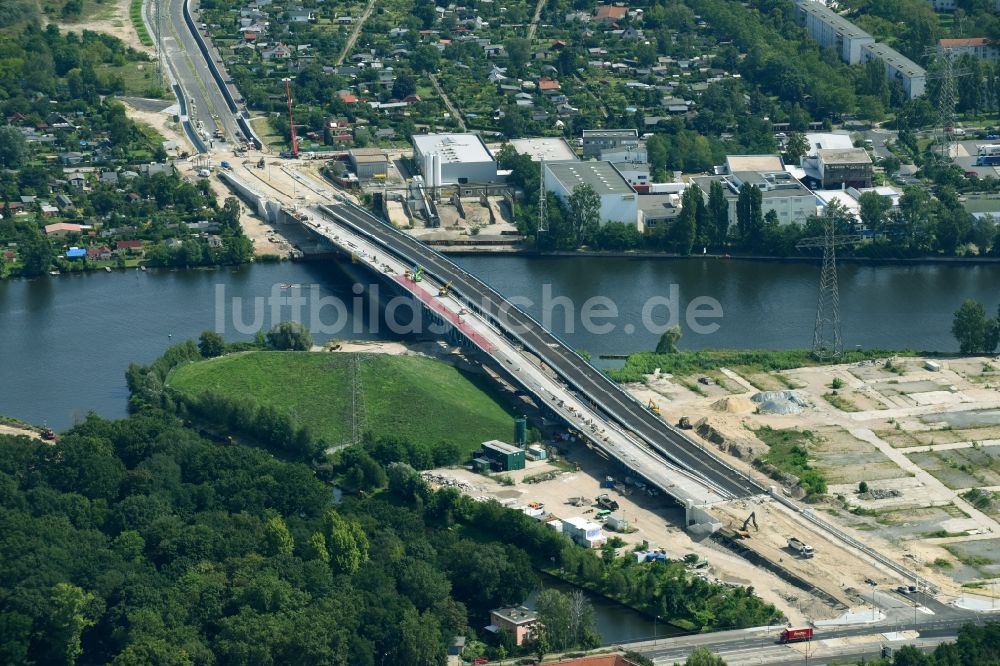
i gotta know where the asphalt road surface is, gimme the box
[158,0,242,144]
[320,202,765,499]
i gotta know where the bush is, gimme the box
[858,481,868,494]
[266,321,313,350]
[831,377,845,389]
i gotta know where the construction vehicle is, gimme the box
[677,416,692,429]
[404,266,424,282]
[256,157,265,169]
[735,511,758,538]
[282,77,299,158]
[779,627,813,644]
[438,280,453,297]
[41,429,57,442]
[787,537,815,558]
[596,494,619,511]
[646,399,661,415]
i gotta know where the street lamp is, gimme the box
[868,581,878,621]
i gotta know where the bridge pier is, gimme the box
[685,499,722,535]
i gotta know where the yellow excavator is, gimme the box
[735,511,759,539]
[647,399,661,415]
[438,280,453,297]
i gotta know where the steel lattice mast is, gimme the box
[797,220,864,360]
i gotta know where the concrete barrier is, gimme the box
[181,0,262,149]
[218,172,280,223]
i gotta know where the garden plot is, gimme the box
[809,427,906,485]
[948,359,1000,385]
[876,417,1000,448]
[782,367,888,412]
[941,538,1000,582]
[907,447,1000,489]
[839,503,973,540]
[920,408,1000,430]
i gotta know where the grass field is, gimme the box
[167,351,515,452]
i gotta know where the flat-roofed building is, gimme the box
[860,43,926,99]
[487,607,539,646]
[475,440,525,471]
[582,128,639,158]
[794,0,874,64]
[694,171,816,228]
[348,148,389,179]
[724,154,784,174]
[562,516,606,548]
[508,137,578,162]
[637,192,682,234]
[543,161,639,228]
[814,148,873,189]
[802,132,854,157]
[411,133,498,185]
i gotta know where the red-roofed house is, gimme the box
[594,5,627,22]
[3,251,16,263]
[938,38,998,61]
[244,32,258,42]
[541,654,643,666]
[403,94,422,104]
[116,240,144,253]
[339,93,359,104]
[87,246,113,260]
[538,78,561,91]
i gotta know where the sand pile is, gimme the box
[711,395,756,413]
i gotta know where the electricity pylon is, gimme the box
[797,219,864,360]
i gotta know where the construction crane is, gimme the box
[438,280,453,297]
[735,511,759,539]
[282,77,299,158]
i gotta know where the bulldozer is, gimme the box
[734,511,759,539]
[646,399,661,415]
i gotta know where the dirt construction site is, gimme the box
[428,354,1000,625]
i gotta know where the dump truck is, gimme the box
[779,627,813,644]
[596,494,619,511]
[787,537,815,558]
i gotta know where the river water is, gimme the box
[1,257,997,429]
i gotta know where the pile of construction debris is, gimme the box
[752,390,810,415]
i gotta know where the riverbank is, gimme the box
[437,246,1000,265]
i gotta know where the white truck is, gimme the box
[788,537,815,558]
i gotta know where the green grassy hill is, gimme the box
[167,351,514,452]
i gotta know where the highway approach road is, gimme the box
[155,0,243,145]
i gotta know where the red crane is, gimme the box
[282,77,299,157]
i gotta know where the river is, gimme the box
[1,257,997,429]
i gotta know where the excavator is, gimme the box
[646,399,661,415]
[735,511,759,539]
[438,280,453,297]
[404,266,424,282]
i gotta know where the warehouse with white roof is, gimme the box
[411,133,499,185]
